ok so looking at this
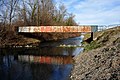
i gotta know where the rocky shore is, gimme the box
[71,27,120,80]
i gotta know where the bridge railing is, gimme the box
[98,24,120,31]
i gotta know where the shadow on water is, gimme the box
[0,36,84,80]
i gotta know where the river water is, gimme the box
[0,36,84,80]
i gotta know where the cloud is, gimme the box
[56,0,120,25]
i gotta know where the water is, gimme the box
[0,36,83,80]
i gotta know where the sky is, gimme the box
[54,0,120,25]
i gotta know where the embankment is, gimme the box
[71,27,120,80]
[0,30,80,48]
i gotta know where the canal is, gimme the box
[0,36,84,80]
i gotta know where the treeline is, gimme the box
[0,0,77,32]
[0,0,80,46]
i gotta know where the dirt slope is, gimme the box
[71,27,120,80]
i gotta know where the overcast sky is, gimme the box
[54,0,120,25]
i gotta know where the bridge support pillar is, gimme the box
[85,32,94,43]
[91,32,93,41]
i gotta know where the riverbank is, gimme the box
[0,31,80,48]
[0,32,41,48]
[71,26,120,80]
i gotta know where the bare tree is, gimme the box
[0,0,19,30]
[65,13,77,26]
[0,0,77,27]
[9,0,19,26]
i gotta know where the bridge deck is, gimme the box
[18,26,98,33]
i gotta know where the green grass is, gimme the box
[84,41,102,52]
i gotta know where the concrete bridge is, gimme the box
[18,26,98,42]
[18,26,98,33]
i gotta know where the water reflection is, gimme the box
[0,55,73,80]
[39,36,83,47]
[0,36,83,80]
[18,55,73,64]
[0,47,83,56]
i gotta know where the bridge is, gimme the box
[18,25,119,42]
[18,26,98,33]
[18,26,98,42]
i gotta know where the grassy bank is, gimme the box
[83,27,120,51]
